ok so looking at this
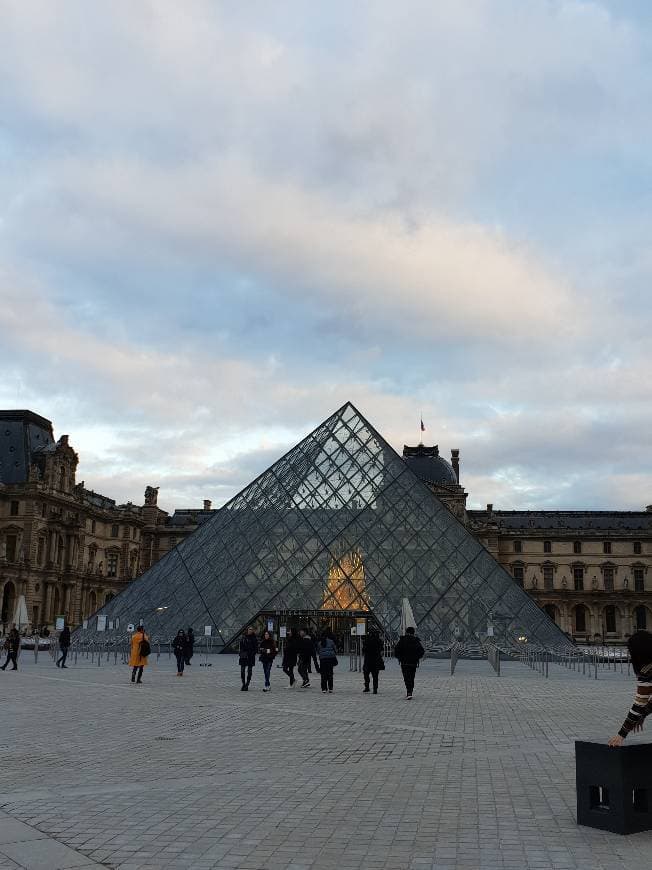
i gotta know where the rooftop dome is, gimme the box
[402,444,458,486]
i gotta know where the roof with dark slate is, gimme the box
[402,443,458,486]
[469,510,652,531]
[0,410,55,485]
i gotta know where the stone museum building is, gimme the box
[0,408,650,644]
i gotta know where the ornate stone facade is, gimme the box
[0,411,213,631]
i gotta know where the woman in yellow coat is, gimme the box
[129,626,150,684]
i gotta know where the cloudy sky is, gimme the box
[1,0,651,513]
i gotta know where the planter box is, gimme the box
[576,740,652,834]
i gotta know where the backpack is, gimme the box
[139,638,151,658]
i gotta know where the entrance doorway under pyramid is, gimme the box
[84,403,573,651]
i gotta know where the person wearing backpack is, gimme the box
[394,626,425,700]
[318,633,338,694]
[129,626,150,684]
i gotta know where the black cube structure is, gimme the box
[576,740,652,834]
[79,402,575,651]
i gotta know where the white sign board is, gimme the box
[82,619,88,630]
[108,620,114,630]
[55,616,65,631]
[356,618,366,636]
[97,615,107,632]
[204,625,212,637]
[267,619,274,632]
[279,626,287,639]
[487,626,494,637]
[127,623,135,633]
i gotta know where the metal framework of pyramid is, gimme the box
[85,402,573,651]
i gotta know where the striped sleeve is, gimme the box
[618,681,652,738]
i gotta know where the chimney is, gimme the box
[203,499,212,511]
[451,449,460,482]
[486,503,493,518]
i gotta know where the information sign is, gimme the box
[82,619,88,630]
[127,623,135,633]
[55,616,65,631]
[356,618,366,636]
[279,626,287,639]
[97,615,107,632]
[267,619,274,632]
[204,625,212,637]
[108,620,114,630]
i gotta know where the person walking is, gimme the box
[362,630,384,694]
[129,626,150,684]
[297,628,319,688]
[184,627,195,666]
[1,626,20,672]
[282,628,298,688]
[239,626,258,691]
[259,630,277,692]
[56,625,71,668]
[394,626,425,700]
[173,629,187,676]
[609,630,652,746]
[318,633,338,694]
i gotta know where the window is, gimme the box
[634,568,645,593]
[544,604,557,623]
[635,606,648,631]
[573,567,584,591]
[543,540,552,554]
[513,540,522,553]
[37,538,45,566]
[111,524,119,538]
[575,606,587,633]
[91,520,96,534]
[603,567,614,592]
[512,564,524,587]
[573,541,582,555]
[32,605,40,626]
[5,535,17,562]
[543,565,554,591]
[603,541,612,555]
[106,552,119,578]
[634,541,642,555]
[105,592,114,605]
[605,606,616,634]
[9,500,19,516]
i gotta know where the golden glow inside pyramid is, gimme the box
[323,550,369,611]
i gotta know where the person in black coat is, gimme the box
[239,626,258,691]
[173,629,187,676]
[56,626,71,668]
[184,627,195,666]
[297,628,320,688]
[282,628,299,688]
[362,630,384,694]
[394,626,425,699]
[1,627,20,671]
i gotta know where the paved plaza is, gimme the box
[0,650,650,870]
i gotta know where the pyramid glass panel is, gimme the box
[83,403,574,651]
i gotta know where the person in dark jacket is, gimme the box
[282,628,299,688]
[394,626,425,699]
[56,626,71,668]
[239,626,258,691]
[318,633,338,693]
[362,630,384,694]
[1,626,20,671]
[173,629,187,676]
[259,631,277,692]
[297,628,319,688]
[184,627,195,666]
[609,630,652,746]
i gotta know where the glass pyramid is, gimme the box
[86,403,573,651]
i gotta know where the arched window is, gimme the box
[544,604,558,623]
[105,592,114,605]
[635,605,647,631]
[1,581,16,625]
[56,536,64,568]
[575,605,587,633]
[543,564,554,591]
[88,590,97,615]
[605,606,617,634]
[512,563,524,587]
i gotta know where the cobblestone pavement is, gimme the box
[0,650,650,869]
